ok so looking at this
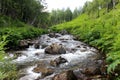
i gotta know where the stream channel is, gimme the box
[7,33,106,80]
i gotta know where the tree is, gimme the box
[72,7,81,19]
[0,0,49,27]
[65,8,72,21]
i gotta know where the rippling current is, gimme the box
[7,33,100,80]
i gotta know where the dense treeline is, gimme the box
[51,0,120,80]
[0,0,49,27]
[49,8,81,26]
[82,0,119,18]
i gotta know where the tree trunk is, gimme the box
[113,0,116,9]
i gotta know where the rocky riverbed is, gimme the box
[7,33,107,80]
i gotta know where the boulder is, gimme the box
[81,66,101,76]
[45,43,66,54]
[33,66,54,78]
[53,70,77,80]
[50,56,67,67]
[19,40,29,48]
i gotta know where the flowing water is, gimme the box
[7,33,103,80]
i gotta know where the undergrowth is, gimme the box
[0,15,47,49]
[0,35,18,80]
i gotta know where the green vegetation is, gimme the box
[0,0,48,79]
[51,1,120,79]
[0,0,120,79]
[0,15,46,49]
[49,7,82,26]
[0,0,49,27]
[0,35,18,80]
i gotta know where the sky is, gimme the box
[45,0,93,12]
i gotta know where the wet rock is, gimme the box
[19,40,29,48]
[15,51,22,56]
[34,44,40,49]
[48,33,56,38]
[41,44,48,49]
[82,66,101,76]
[33,66,54,78]
[45,43,66,54]
[55,33,62,37]
[19,39,40,49]
[60,30,68,35]
[74,70,86,80]
[80,48,87,52]
[74,69,104,80]
[48,33,62,38]
[35,52,41,56]
[50,56,67,67]
[53,70,77,80]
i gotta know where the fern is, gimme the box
[0,72,7,80]
[107,59,120,73]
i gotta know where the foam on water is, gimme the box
[61,50,94,64]
[19,65,41,80]
[13,48,45,63]
[8,33,99,80]
[58,35,74,40]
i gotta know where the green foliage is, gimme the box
[0,15,26,27]
[0,35,18,80]
[49,8,81,26]
[0,0,49,27]
[0,26,45,49]
[0,35,8,61]
[51,1,120,79]
[0,59,18,80]
[0,72,7,80]
[0,15,46,49]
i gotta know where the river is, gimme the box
[7,33,106,80]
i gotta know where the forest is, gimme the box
[0,0,120,80]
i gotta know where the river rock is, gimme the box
[34,44,40,49]
[60,30,68,35]
[50,56,67,67]
[33,62,54,78]
[82,66,101,76]
[19,39,40,49]
[53,70,77,80]
[48,33,62,38]
[45,43,66,54]
[48,33,56,38]
[19,40,29,48]
[33,66,54,78]
[15,51,22,56]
